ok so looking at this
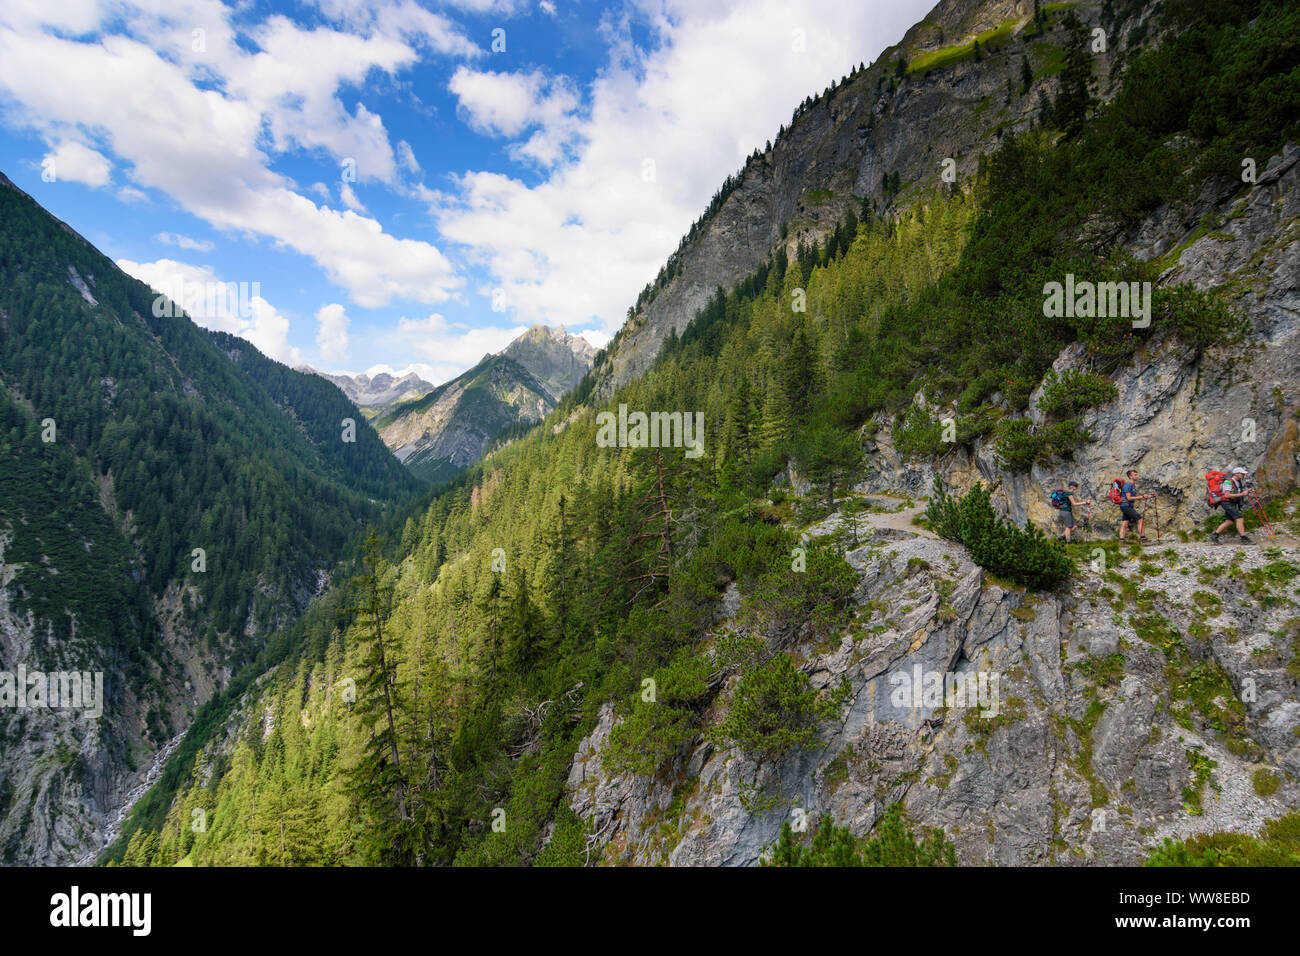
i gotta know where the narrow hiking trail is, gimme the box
[800,493,937,543]
[800,491,1298,550]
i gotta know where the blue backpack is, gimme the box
[1049,489,1070,510]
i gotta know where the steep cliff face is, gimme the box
[859,144,1300,538]
[599,0,1145,392]
[562,134,1300,867]
[567,496,1300,866]
[559,2,1300,867]
[376,325,595,483]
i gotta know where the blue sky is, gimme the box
[0,0,931,384]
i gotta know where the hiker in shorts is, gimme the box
[1117,469,1153,544]
[1211,467,1254,544]
[1056,482,1091,542]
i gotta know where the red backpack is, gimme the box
[1108,479,1125,504]
[1205,471,1229,506]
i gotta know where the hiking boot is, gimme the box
[1239,535,1253,544]
[1211,532,1221,544]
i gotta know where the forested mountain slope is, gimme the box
[595,0,1145,391]
[107,0,1300,867]
[0,171,419,864]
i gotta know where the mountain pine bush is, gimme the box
[766,805,958,866]
[926,481,1071,589]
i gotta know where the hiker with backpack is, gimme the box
[1110,468,1153,545]
[1049,481,1091,542]
[1208,467,1254,544]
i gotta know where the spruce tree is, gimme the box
[347,531,419,865]
[1054,11,1093,138]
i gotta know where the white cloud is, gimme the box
[340,182,367,213]
[116,256,302,365]
[435,0,931,334]
[0,0,472,308]
[156,231,215,252]
[449,66,574,138]
[396,139,420,174]
[386,312,528,383]
[315,303,351,362]
[41,140,111,187]
[540,2,557,17]
[448,66,582,166]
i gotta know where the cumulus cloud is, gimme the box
[315,303,351,362]
[385,312,529,383]
[116,256,302,366]
[435,0,930,334]
[0,0,472,307]
[41,140,111,187]
[448,66,582,167]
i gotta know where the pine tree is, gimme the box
[796,420,862,509]
[347,531,419,865]
[1054,11,1093,138]
[784,322,820,421]
[722,374,758,484]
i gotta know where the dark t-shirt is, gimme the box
[1122,481,1137,502]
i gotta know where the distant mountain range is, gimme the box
[368,325,597,484]
[295,368,434,416]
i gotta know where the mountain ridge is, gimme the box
[372,323,597,483]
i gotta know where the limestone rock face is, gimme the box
[564,518,1300,866]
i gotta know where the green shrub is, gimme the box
[604,699,697,777]
[765,804,959,866]
[893,405,948,461]
[993,417,1091,471]
[1156,284,1248,355]
[1145,812,1300,866]
[992,419,1042,472]
[926,480,1071,589]
[1253,768,1281,797]
[717,653,837,760]
[742,544,857,644]
[1037,368,1118,418]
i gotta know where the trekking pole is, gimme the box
[1142,493,1160,544]
[1246,486,1276,536]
